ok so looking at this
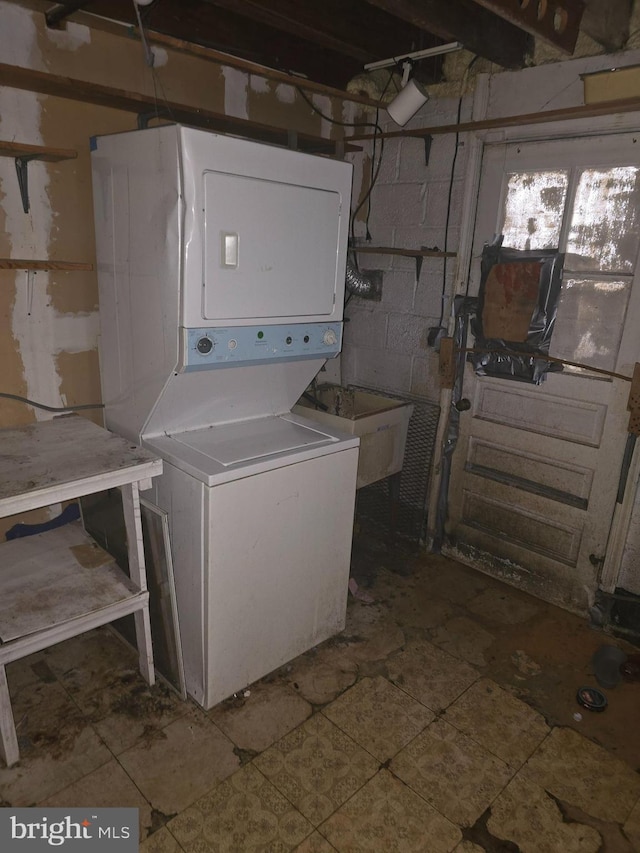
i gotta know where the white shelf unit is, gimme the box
[0,415,162,767]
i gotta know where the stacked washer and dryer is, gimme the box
[91,125,359,709]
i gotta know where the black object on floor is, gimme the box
[576,686,608,712]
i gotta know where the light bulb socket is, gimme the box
[387,78,429,127]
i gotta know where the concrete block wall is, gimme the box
[341,96,472,405]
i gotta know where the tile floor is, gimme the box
[3,538,640,852]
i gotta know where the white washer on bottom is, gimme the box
[145,414,359,709]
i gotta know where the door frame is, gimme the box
[427,73,640,601]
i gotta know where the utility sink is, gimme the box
[293,384,413,489]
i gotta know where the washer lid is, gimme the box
[171,415,337,467]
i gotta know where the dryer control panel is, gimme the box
[180,322,342,371]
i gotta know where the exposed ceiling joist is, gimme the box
[360,0,534,68]
[202,0,444,65]
[70,0,446,90]
[470,0,586,54]
[23,0,632,96]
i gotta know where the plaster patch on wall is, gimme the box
[51,311,101,353]
[351,151,374,232]
[0,88,60,421]
[275,83,296,104]
[46,20,91,51]
[12,276,68,416]
[250,75,270,94]
[311,93,334,138]
[55,349,102,426]
[0,4,43,427]
[0,1,43,68]
[0,282,28,428]
[150,46,169,68]
[0,54,67,420]
[341,100,359,126]
[222,65,249,119]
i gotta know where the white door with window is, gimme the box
[444,134,640,613]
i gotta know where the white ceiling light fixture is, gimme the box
[364,42,463,126]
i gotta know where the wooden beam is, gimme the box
[41,0,384,108]
[350,95,640,140]
[469,0,585,54]
[202,0,447,65]
[0,63,362,154]
[75,0,363,92]
[361,0,533,68]
[202,0,375,63]
[15,0,387,106]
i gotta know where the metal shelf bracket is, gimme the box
[14,154,39,214]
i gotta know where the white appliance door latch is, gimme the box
[221,231,239,268]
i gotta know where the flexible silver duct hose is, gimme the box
[345,259,375,297]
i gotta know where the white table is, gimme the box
[0,415,162,767]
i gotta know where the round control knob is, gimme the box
[196,337,213,354]
[323,329,338,346]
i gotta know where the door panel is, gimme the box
[444,135,640,613]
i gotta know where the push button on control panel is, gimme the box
[196,336,214,354]
[323,329,338,346]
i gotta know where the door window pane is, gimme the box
[502,171,569,251]
[550,277,631,372]
[566,167,640,273]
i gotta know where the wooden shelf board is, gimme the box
[0,522,140,643]
[0,259,93,271]
[349,96,640,142]
[353,246,456,259]
[0,63,361,155]
[0,141,77,162]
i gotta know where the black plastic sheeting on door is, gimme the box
[469,238,565,385]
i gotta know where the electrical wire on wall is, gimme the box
[354,70,396,246]
[294,85,386,247]
[0,392,104,412]
[295,74,394,309]
[436,56,479,333]
[132,0,176,126]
